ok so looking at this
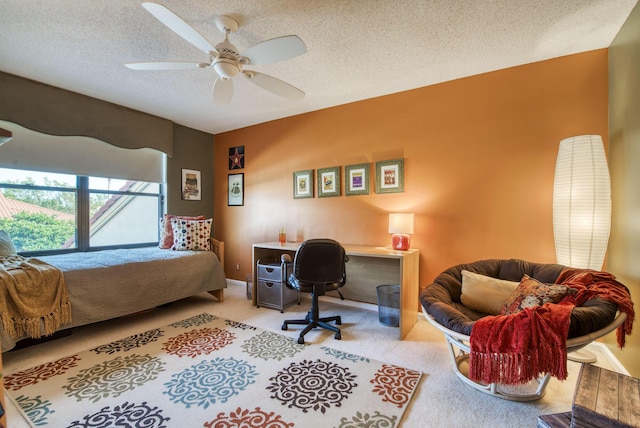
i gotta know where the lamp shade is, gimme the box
[389,213,414,251]
[553,135,611,270]
[389,213,414,234]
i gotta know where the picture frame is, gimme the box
[317,166,341,197]
[375,159,404,193]
[293,169,314,199]
[344,163,370,196]
[228,145,245,170]
[181,168,201,200]
[228,173,244,206]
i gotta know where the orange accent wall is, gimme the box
[214,50,608,289]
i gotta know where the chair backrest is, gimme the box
[292,239,347,286]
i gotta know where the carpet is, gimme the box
[4,312,422,428]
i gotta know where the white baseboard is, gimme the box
[226,278,245,287]
[227,278,378,312]
[587,341,630,375]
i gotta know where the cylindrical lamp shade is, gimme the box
[553,135,611,270]
[389,213,414,251]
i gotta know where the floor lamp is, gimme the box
[553,135,611,362]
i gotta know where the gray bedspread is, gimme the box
[1,247,226,351]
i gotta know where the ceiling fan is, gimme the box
[125,2,307,104]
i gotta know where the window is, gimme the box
[87,177,161,248]
[0,168,162,254]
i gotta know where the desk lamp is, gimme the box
[389,213,414,251]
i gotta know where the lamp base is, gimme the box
[391,234,411,251]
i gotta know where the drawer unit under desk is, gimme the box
[256,259,299,312]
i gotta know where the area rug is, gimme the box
[4,313,422,427]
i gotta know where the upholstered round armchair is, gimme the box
[420,259,629,401]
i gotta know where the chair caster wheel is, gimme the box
[335,333,341,340]
[297,337,305,344]
[281,324,288,330]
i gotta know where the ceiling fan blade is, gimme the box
[141,2,215,54]
[213,77,233,104]
[242,71,304,101]
[241,35,307,65]
[125,61,202,70]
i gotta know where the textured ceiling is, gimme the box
[1,1,637,135]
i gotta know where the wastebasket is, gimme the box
[376,284,400,327]
[246,273,253,300]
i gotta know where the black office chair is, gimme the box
[281,239,348,344]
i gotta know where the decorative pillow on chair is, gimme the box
[460,270,520,315]
[170,218,212,251]
[159,214,205,249]
[501,275,576,315]
[0,230,18,256]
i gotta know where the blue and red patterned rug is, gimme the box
[5,313,422,427]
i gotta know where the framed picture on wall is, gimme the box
[228,173,244,206]
[293,169,314,199]
[375,159,404,193]
[345,163,370,196]
[229,146,245,170]
[181,168,201,200]
[317,166,341,197]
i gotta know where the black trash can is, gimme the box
[376,284,400,327]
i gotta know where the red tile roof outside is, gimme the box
[0,191,75,221]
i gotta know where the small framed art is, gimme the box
[181,168,201,200]
[293,169,314,199]
[375,159,404,193]
[344,163,370,196]
[228,146,245,170]
[228,173,244,206]
[317,166,340,197]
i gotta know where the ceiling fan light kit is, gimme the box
[126,2,307,104]
[213,58,240,79]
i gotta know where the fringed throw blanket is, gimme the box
[556,268,635,348]
[469,268,634,386]
[469,301,573,385]
[0,255,71,339]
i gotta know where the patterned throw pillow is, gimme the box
[159,214,205,249]
[501,275,576,315]
[170,218,212,251]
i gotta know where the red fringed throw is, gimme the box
[469,302,574,385]
[469,268,635,386]
[555,268,634,348]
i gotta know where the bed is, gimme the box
[1,238,226,351]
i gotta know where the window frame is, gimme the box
[1,174,163,256]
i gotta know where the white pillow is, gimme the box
[460,270,519,315]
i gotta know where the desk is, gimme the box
[252,242,420,339]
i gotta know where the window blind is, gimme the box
[0,121,165,183]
